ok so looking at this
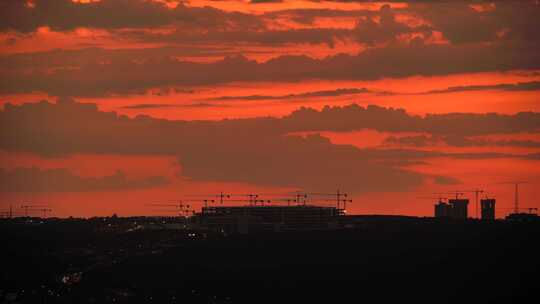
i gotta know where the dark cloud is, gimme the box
[282,104,540,136]
[384,135,540,148]
[525,153,540,160]
[0,0,264,33]
[178,133,426,193]
[0,1,414,51]
[2,1,537,53]
[1,39,539,97]
[2,102,539,159]
[120,103,224,109]
[409,2,540,44]
[0,167,168,192]
[212,88,371,101]
[408,2,498,44]
[1,4,539,97]
[250,0,283,3]
[6,100,537,194]
[384,135,437,147]
[264,8,377,25]
[0,46,237,71]
[353,4,426,45]
[124,5,422,47]
[116,4,435,49]
[432,175,460,186]
[121,27,350,48]
[419,81,540,95]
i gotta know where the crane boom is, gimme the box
[458,189,484,219]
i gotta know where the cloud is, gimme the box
[7,2,539,100]
[432,175,460,186]
[525,153,540,160]
[419,81,540,95]
[177,133,427,193]
[0,0,264,33]
[121,5,423,47]
[120,103,225,109]
[264,7,378,26]
[384,135,437,147]
[408,2,498,44]
[9,100,537,194]
[1,39,539,96]
[1,2,539,98]
[2,101,539,159]
[384,134,540,148]
[2,1,538,54]
[120,27,350,48]
[0,167,168,192]
[409,2,540,44]
[250,0,283,3]
[282,104,540,136]
[353,4,425,45]
[212,88,371,101]
[0,1,415,48]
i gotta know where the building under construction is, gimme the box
[434,199,469,220]
[195,205,344,233]
[480,198,496,220]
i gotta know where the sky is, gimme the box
[1,0,540,218]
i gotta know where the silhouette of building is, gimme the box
[434,201,452,218]
[435,199,470,219]
[196,205,344,233]
[480,199,496,220]
[449,199,469,219]
[505,212,539,222]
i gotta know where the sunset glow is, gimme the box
[1,0,539,218]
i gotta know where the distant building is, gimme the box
[434,199,470,219]
[434,202,452,218]
[448,199,469,219]
[505,212,539,222]
[195,205,344,233]
[480,199,496,220]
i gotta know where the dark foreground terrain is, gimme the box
[1,216,539,303]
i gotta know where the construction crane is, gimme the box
[216,192,230,205]
[417,196,448,203]
[458,189,484,219]
[254,192,339,207]
[309,190,352,210]
[0,205,24,218]
[20,204,48,217]
[221,198,272,206]
[220,194,268,206]
[168,200,193,215]
[257,191,310,206]
[185,192,231,204]
[31,208,52,218]
[178,199,216,208]
[6,204,13,218]
[498,181,529,214]
[245,194,259,206]
[433,191,465,200]
[292,193,308,206]
[147,202,193,217]
[271,197,309,206]
[185,193,271,206]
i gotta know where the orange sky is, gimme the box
[1,0,539,218]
